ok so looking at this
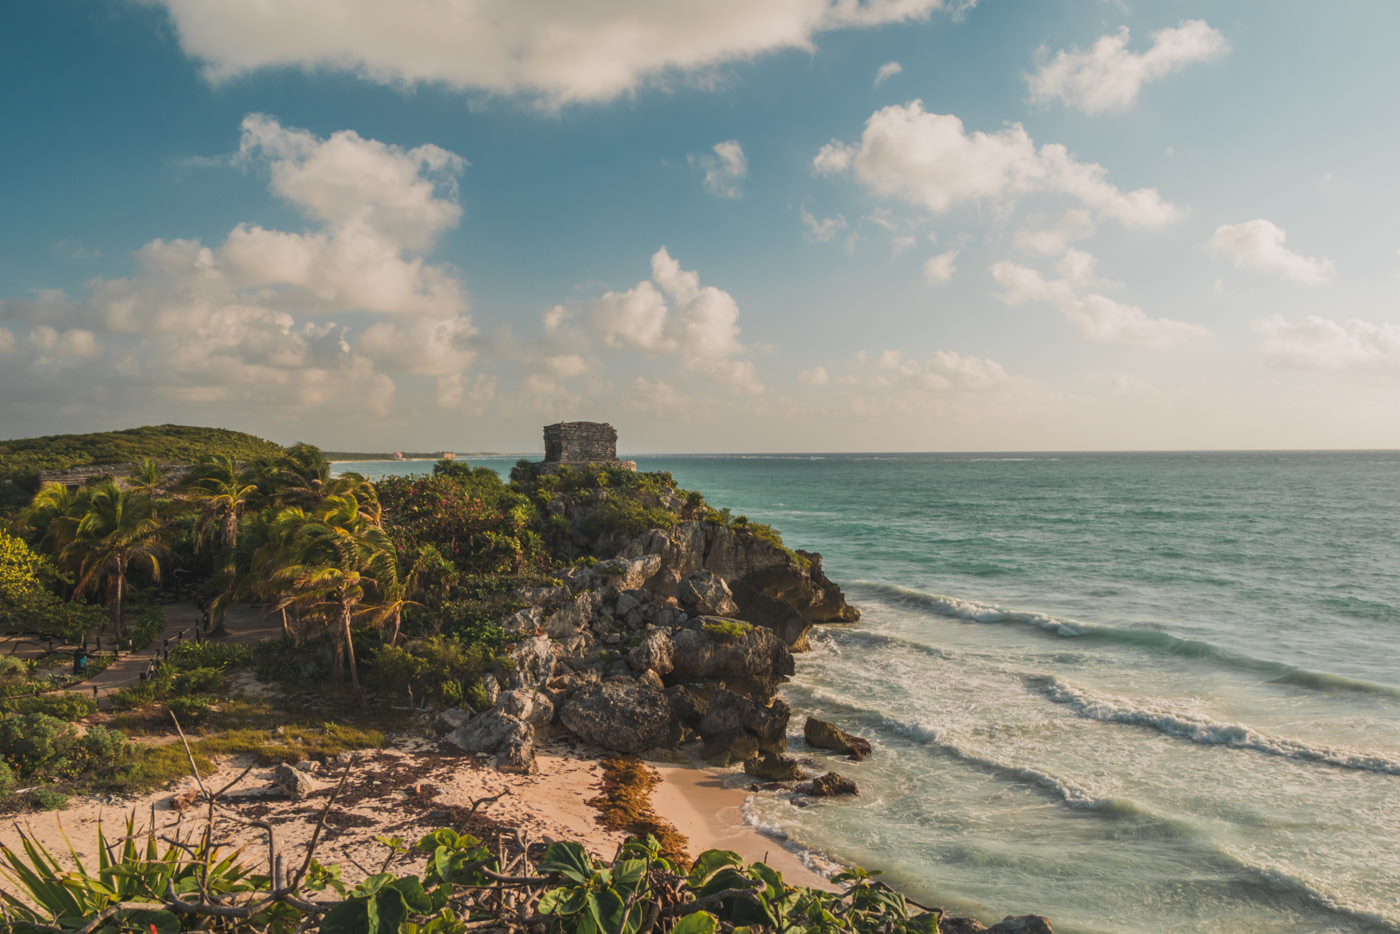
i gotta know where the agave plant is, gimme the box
[0,815,256,933]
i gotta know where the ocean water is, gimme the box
[338,452,1400,933]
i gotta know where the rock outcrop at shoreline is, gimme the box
[443,499,858,771]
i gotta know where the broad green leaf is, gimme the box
[612,857,648,894]
[907,912,943,934]
[688,849,744,887]
[671,911,719,934]
[539,841,593,884]
[319,898,372,934]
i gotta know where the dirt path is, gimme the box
[0,603,284,707]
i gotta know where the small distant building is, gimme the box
[392,451,404,460]
[541,421,636,472]
[440,452,456,460]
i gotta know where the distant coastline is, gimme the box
[325,452,525,462]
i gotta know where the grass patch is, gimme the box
[702,619,754,644]
[586,757,689,865]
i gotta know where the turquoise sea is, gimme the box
[338,452,1400,934]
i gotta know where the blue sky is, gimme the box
[3,1,1399,453]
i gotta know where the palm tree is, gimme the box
[263,492,398,704]
[60,481,167,638]
[128,458,167,498]
[24,482,88,562]
[183,454,260,630]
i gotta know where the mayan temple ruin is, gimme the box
[541,421,636,472]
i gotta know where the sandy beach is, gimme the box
[0,736,832,894]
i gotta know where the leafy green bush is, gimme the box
[366,636,497,708]
[0,691,97,721]
[168,640,253,670]
[27,788,69,811]
[0,760,14,799]
[167,695,214,724]
[580,498,679,539]
[0,712,72,775]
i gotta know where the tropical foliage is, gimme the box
[0,826,942,934]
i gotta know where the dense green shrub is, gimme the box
[0,760,14,799]
[580,498,680,539]
[366,636,497,708]
[26,788,69,810]
[0,691,98,721]
[167,694,214,724]
[168,640,253,670]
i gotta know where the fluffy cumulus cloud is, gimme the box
[993,249,1209,347]
[1254,315,1400,370]
[691,140,747,198]
[1208,219,1334,285]
[146,0,968,107]
[1028,20,1229,114]
[0,115,477,418]
[585,248,763,395]
[814,101,1178,227]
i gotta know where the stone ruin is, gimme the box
[541,421,636,472]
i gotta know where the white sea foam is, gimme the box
[1216,846,1400,933]
[1033,676,1400,775]
[855,582,1091,636]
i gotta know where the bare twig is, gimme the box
[291,763,352,890]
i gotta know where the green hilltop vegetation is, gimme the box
[0,424,287,507]
[0,428,946,932]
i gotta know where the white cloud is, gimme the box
[1208,219,1334,285]
[147,0,967,107]
[798,366,829,385]
[874,61,903,86]
[923,249,959,283]
[892,235,917,255]
[1028,20,1229,114]
[1254,315,1400,370]
[992,254,1209,347]
[585,247,763,395]
[801,207,847,243]
[0,116,473,418]
[239,113,464,252]
[814,101,1178,227]
[1015,209,1096,255]
[691,140,747,198]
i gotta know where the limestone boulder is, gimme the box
[743,753,804,782]
[558,680,673,754]
[698,688,789,764]
[543,590,601,639]
[803,717,873,761]
[807,771,858,797]
[677,570,740,618]
[628,627,675,677]
[272,763,319,800]
[498,688,554,728]
[595,554,662,592]
[669,623,794,699]
[444,710,537,774]
[501,634,556,692]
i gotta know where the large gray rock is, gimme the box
[498,688,554,728]
[698,688,789,764]
[807,771,858,797]
[501,634,556,692]
[943,917,1055,934]
[543,591,601,639]
[669,623,794,699]
[743,753,804,782]
[595,554,662,592]
[272,763,319,800]
[501,606,543,635]
[628,627,675,677]
[558,680,673,753]
[677,570,740,617]
[444,710,537,774]
[803,717,873,761]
